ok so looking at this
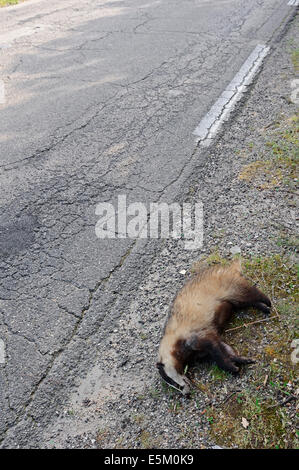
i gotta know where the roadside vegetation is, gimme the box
[0,0,20,7]
[291,47,299,74]
[238,112,298,191]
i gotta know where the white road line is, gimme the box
[193,44,270,146]
[0,338,6,365]
[287,0,299,6]
[0,80,5,105]
[290,79,299,104]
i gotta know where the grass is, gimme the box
[0,0,19,6]
[190,249,229,273]
[139,430,161,449]
[238,113,298,190]
[291,48,299,74]
[275,233,299,254]
[207,390,295,449]
[242,254,298,303]
[191,252,298,449]
[209,364,229,382]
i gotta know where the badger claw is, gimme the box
[233,356,255,365]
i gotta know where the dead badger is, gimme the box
[157,259,271,395]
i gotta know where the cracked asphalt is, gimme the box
[0,0,297,448]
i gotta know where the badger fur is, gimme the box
[157,259,271,395]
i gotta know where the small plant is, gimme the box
[209,364,229,382]
[149,387,161,399]
[169,400,182,413]
[0,0,19,6]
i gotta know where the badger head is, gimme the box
[156,337,191,395]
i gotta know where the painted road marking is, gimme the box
[193,44,270,146]
[287,0,299,6]
[290,79,299,104]
[0,339,5,364]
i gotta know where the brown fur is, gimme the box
[157,260,271,394]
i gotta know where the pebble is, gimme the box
[230,245,241,255]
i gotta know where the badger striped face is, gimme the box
[156,361,190,395]
[157,339,190,395]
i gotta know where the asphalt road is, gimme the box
[0,0,296,448]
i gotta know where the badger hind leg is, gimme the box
[221,342,255,366]
[232,284,272,315]
[187,334,239,374]
[186,333,254,374]
[208,340,240,374]
[254,300,271,314]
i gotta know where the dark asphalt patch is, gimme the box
[0,213,38,257]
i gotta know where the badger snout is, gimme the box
[156,362,191,396]
[181,378,191,396]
